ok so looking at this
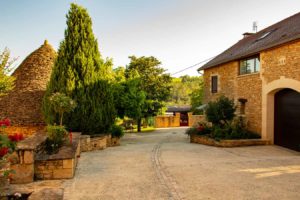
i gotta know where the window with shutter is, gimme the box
[211,76,218,93]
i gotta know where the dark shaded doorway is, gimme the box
[180,112,189,126]
[274,89,300,152]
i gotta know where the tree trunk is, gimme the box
[137,118,142,132]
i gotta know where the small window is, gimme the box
[211,76,218,93]
[239,56,260,75]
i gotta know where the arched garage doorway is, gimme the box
[274,89,300,151]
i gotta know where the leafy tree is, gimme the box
[125,56,172,132]
[48,92,76,126]
[113,78,146,125]
[43,3,114,134]
[168,75,203,106]
[0,48,16,96]
[190,77,204,114]
[205,96,236,127]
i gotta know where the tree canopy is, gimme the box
[43,3,115,134]
[0,48,15,97]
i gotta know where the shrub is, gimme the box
[49,92,76,126]
[44,125,68,154]
[110,124,124,138]
[206,96,236,127]
[185,123,211,136]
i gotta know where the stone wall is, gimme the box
[0,41,56,126]
[35,159,75,180]
[80,134,120,152]
[155,113,180,128]
[10,134,47,184]
[188,114,205,127]
[34,133,81,180]
[190,134,270,147]
[261,40,300,84]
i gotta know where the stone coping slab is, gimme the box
[17,132,47,150]
[35,132,81,161]
[191,134,270,147]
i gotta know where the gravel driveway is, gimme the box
[63,128,300,200]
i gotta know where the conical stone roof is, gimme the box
[0,40,56,126]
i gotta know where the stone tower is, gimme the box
[0,40,56,127]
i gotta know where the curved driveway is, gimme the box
[63,128,300,200]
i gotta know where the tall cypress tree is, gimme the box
[43,3,115,134]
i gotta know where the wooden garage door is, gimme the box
[274,89,300,152]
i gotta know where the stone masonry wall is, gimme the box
[261,40,300,83]
[155,113,180,128]
[203,39,300,135]
[203,61,238,103]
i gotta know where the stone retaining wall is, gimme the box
[190,134,270,147]
[80,134,120,152]
[34,133,81,180]
[10,133,47,184]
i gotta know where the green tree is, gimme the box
[43,3,114,134]
[205,96,236,127]
[48,92,76,126]
[0,48,16,96]
[125,56,172,132]
[168,75,203,106]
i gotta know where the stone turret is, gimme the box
[0,40,56,127]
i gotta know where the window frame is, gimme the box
[239,55,260,75]
[211,75,218,93]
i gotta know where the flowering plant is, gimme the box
[0,119,24,179]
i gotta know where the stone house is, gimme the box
[0,40,56,136]
[199,12,300,151]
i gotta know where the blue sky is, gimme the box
[1,0,300,76]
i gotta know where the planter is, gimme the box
[190,134,270,147]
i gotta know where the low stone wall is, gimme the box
[34,133,81,180]
[155,113,180,128]
[10,133,47,184]
[80,134,120,152]
[188,114,205,127]
[190,134,270,147]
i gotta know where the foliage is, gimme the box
[113,78,146,121]
[205,96,236,126]
[42,3,115,134]
[0,119,24,178]
[122,56,171,132]
[79,80,116,135]
[190,78,204,114]
[49,92,76,126]
[168,75,203,106]
[185,122,211,136]
[110,124,124,138]
[0,48,16,97]
[45,125,68,154]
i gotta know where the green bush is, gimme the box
[206,96,236,126]
[110,124,124,138]
[185,123,211,136]
[45,125,68,154]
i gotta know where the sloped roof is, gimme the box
[200,12,300,70]
[0,40,56,125]
[166,106,191,112]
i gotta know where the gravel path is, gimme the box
[63,128,300,200]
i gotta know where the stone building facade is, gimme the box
[199,12,300,151]
[0,40,56,136]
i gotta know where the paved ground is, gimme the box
[63,128,300,200]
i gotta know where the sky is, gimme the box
[1,0,300,77]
